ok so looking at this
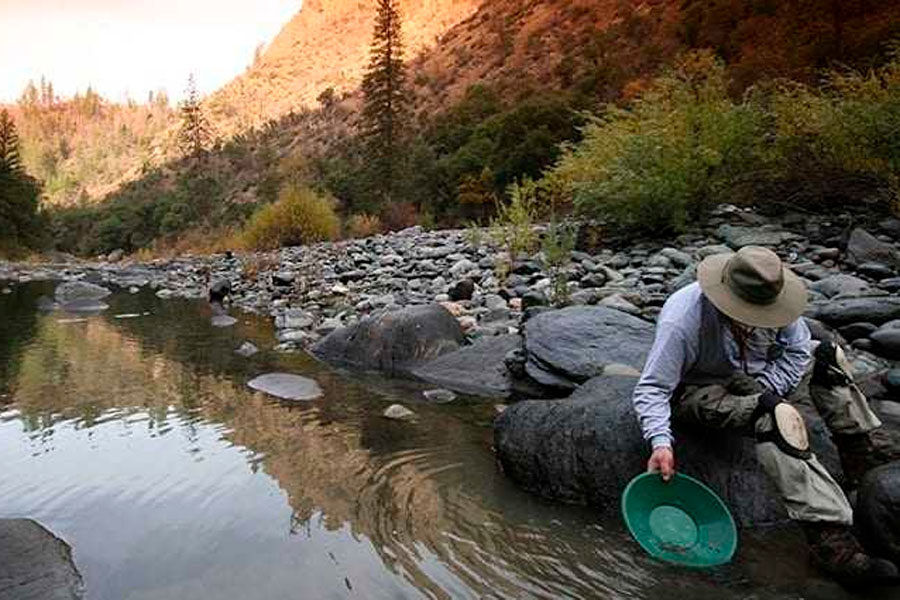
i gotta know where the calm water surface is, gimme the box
[0,282,887,599]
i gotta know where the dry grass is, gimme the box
[131,226,244,260]
[346,213,383,238]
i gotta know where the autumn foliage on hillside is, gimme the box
[9,78,176,206]
[19,0,900,257]
[409,0,900,114]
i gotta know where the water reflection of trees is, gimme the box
[0,282,44,403]
[5,297,620,599]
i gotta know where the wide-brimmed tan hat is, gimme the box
[697,246,807,328]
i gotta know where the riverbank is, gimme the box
[3,205,900,375]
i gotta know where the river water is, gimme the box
[0,282,887,599]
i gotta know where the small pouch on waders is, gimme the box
[751,391,812,460]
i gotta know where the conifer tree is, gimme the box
[177,74,213,161]
[0,109,23,176]
[0,109,43,252]
[360,0,409,204]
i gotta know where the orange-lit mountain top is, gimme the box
[210,0,900,136]
[207,0,483,133]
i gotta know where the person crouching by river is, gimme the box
[632,245,900,585]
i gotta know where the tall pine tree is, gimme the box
[177,74,213,161]
[360,0,409,205]
[0,109,23,176]
[0,109,43,252]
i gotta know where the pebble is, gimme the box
[423,389,457,403]
[383,404,416,420]
[235,341,259,357]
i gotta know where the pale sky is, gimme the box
[0,0,302,103]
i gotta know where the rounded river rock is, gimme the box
[247,373,323,401]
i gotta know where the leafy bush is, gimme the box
[546,49,900,233]
[768,49,900,209]
[346,213,383,238]
[490,178,540,283]
[241,185,340,250]
[547,52,768,234]
[541,217,577,307]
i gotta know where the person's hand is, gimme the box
[726,372,765,396]
[647,447,675,482]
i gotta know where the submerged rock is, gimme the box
[383,404,416,420]
[211,315,238,328]
[494,375,840,527]
[312,304,465,375]
[235,342,259,357]
[54,281,111,303]
[247,373,322,401]
[59,299,109,314]
[0,518,84,600]
[422,389,457,404]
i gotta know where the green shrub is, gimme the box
[242,185,340,250]
[489,178,541,283]
[768,49,900,209]
[547,52,768,234]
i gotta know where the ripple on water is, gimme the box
[0,282,885,600]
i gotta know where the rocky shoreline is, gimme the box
[4,204,900,538]
[3,205,900,382]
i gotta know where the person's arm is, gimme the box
[756,318,812,397]
[632,318,696,479]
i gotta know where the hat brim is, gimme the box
[697,253,807,329]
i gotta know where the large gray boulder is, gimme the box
[717,224,802,249]
[846,228,900,269]
[494,375,841,527]
[312,304,465,375]
[412,334,523,398]
[523,306,654,391]
[856,461,900,565]
[0,519,83,600]
[809,297,900,327]
[809,274,872,299]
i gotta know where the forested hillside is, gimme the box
[6,79,176,206]
[6,0,900,258]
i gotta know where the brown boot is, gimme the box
[802,521,899,586]
[833,429,900,490]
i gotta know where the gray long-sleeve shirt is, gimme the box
[632,282,812,449]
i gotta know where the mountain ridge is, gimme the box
[206,0,483,133]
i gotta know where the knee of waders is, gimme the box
[753,392,812,460]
